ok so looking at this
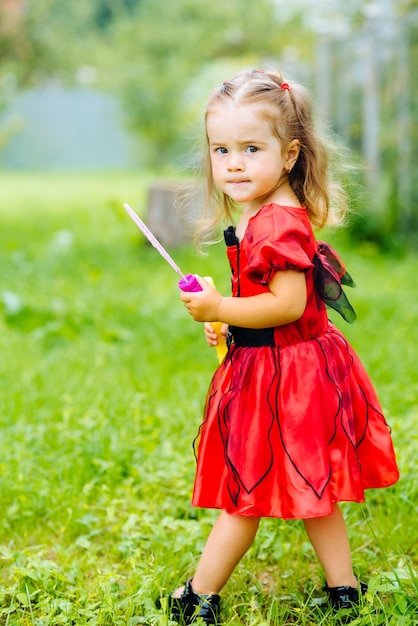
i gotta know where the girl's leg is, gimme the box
[303,503,358,588]
[174,510,260,596]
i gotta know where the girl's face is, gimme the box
[206,102,295,211]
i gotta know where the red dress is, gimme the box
[192,204,399,520]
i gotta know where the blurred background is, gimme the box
[1,0,417,247]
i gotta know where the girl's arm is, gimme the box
[180,271,307,329]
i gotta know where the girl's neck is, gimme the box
[243,184,300,216]
[265,178,301,207]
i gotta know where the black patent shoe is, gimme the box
[168,578,221,625]
[323,579,368,611]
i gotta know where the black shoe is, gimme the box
[323,580,368,611]
[168,578,221,625]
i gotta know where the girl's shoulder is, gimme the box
[257,202,309,221]
[243,204,315,282]
[248,203,313,244]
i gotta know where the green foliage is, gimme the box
[0,0,138,86]
[1,2,84,84]
[1,0,418,247]
[0,172,416,624]
[0,0,310,168]
[95,0,306,165]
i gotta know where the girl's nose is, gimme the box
[227,152,244,171]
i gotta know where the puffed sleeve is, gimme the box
[243,205,314,285]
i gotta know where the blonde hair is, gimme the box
[195,68,350,244]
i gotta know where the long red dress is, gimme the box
[192,204,399,520]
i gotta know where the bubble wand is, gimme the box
[123,203,227,361]
[124,203,185,277]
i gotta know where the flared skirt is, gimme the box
[192,325,399,519]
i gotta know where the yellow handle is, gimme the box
[209,321,228,363]
[204,277,228,363]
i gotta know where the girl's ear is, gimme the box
[285,139,300,171]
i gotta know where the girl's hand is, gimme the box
[204,321,228,347]
[180,276,223,322]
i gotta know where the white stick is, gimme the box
[123,203,185,279]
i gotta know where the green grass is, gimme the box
[0,172,417,625]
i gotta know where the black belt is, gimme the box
[228,326,275,347]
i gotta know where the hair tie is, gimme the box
[281,82,290,90]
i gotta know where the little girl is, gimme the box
[171,69,399,625]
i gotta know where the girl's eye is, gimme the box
[246,146,258,153]
[215,147,228,154]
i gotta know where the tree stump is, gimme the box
[146,179,204,247]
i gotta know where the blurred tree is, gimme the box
[310,0,418,248]
[0,0,137,85]
[2,0,416,246]
[0,0,306,166]
[94,0,139,29]
[0,0,139,152]
[101,0,307,165]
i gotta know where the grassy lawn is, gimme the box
[0,172,416,625]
